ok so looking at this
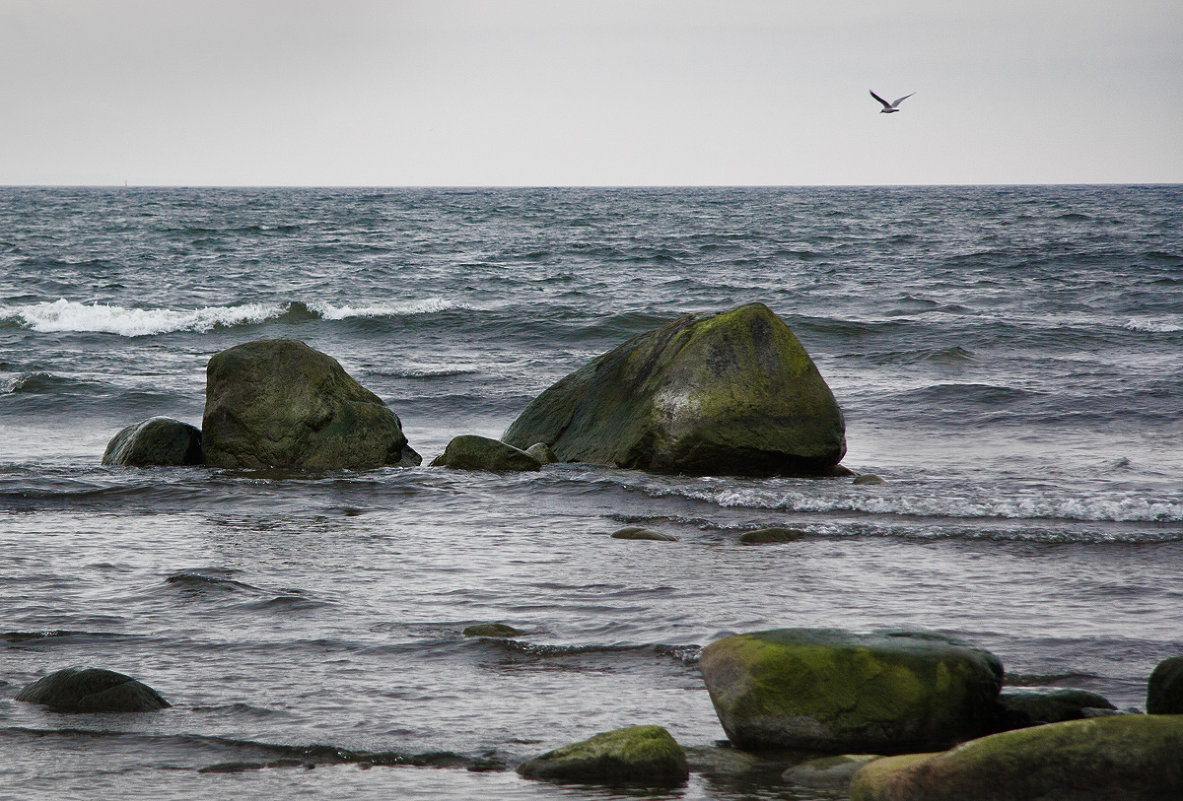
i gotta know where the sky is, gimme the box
[1,0,1180,186]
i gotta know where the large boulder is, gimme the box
[1147,655,1183,714]
[849,715,1183,801]
[517,725,688,785]
[502,303,846,476]
[16,667,170,712]
[202,339,420,470]
[429,435,540,472]
[101,417,202,466]
[699,629,1003,753]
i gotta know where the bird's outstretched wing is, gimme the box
[869,90,892,108]
[891,92,916,108]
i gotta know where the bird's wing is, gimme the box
[869,90,892,108]
[891,92,916,107]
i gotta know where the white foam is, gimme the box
[1123,317,1183,333]
[309,298,469,319]
[0,299,285,336]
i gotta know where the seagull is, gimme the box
[870,90,915,113]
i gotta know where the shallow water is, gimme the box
[1,185,1181,799]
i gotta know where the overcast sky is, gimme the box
[2,0,1180,186]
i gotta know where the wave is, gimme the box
[1123,317,1183,333]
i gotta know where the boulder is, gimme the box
[502,303,847,477]
[517,725,688,785]
[610,526,678,542]
[463,623,523,638]
[849,715,1183,801]
[201,339,420,470]
[739,527,808,545]
[995,689,1115,730]
[1147,655,1183,714]
[16,667,170,712]
[783,754,883,789]
[101,417,202,466]
[524,442,558,464]
[429,435,540,472]
[699,629,1003,752]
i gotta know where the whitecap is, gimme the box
[1123,317,1183,333]
[0,299,285,337]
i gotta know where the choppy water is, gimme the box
[1,185,1181,800]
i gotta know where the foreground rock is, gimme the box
[739,527,808,544]
[502,303,847,477]
[16,668,170,712]
[430,435,540,472]
[202,339,420,470]
[850,715,1183,801]
[101,417,203,466]
[784,754,883,789]
[611,526,677,542]
[517,725,688,785]
[699,629,1003,752]
[1147,654,1183,714]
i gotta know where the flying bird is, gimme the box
[870,90,915,113]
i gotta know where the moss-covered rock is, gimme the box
[739,527,808,545]
[783,753,883,789]
[502,303,846,477]
[517,725,688,785]
[101,417,203,466]
[610,526,678,542]
[524,442,558,464]
[1147,655,1183,714]
[16,667,170,712]
[849,715,1183,801]
[201,339,420,470]
[699,629,1003,753]
[429,435,541,472]
[463,623,523,638]
[995,688,1115,730]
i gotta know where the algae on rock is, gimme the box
[517,725,689,785]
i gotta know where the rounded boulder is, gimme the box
[101,417,202,466]
[16,668,170,713]
[517,725,689,785]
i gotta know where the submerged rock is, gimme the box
[610,526,678,542]
[463,623,523,638]
[429,435,541,472]
[995,688,1116,730]
[16,667,170,713]
[1147,655,1183,714]
[517,725,689,785]
[201,339,420,470]
[739,527,808,544]
[849,715,1183,801]
[101,417,202,467]
[853,474,886,485]
[502,303,847,477]
[699,629,1003,753]
[784,754,883,789]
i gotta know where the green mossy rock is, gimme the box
[739,527,808,544]
[996,689,1115,730]
[101,417,202,466]
[524,442,558,464]
[517,725,689,785]
[202,339,421,470]
[611,526,678,542]
[16,667,170,713]
[699,629,1003,753]
[849,715,1183,801]
[502,303,846,477]
[429,435,541,472]
[1147,655,1183,714]
[463,623,523,638]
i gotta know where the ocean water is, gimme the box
[1,185,1181,800]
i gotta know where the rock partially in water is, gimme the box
[101,417,202,466]
[995,689,1116,730]
[503,303,847,477]
[700,629,1003,753]
[1147,655,1183,714]
[463,623,523,638]
[610,526,678,542]
[849,715,1183,801]
[517,725,689,785]
[429,435,541,472]
[202,339,420,470]
[853,474,886,485]
[784,754,883,789]
[16,667,170,713]
[739,527,808,545]
[524,442,558,464]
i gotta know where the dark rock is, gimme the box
[739,527,808,544]
[849,715,1183,801]
[784,754,883,789]
[610,526,678,542]
[502,303,846,477]
[101,417,202,466]
[517,725,688,785]
[463,623,523,638]
[995,689,1116,730]
[16,668,170,712]
[700,629,1003,753]
[1147,655,1183,714]
[429,435,540,472]
[524,442,558,464]
[201,339,420,470]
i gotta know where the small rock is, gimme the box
[101,417,202,467]
[430,435,541,472]
[524,442,558,464]
[517,725,688,785]
[853,474,885,485]
[783,754,882,789]
[1148,655,1183,714]
[463,623,523,638]
[739,527,808,545]
[995,689,1116,730]
[610,526,678,542]
[16,668,170,713]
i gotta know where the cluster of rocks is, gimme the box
[103,303,852,479]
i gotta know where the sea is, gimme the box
[1,185,1181,800]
